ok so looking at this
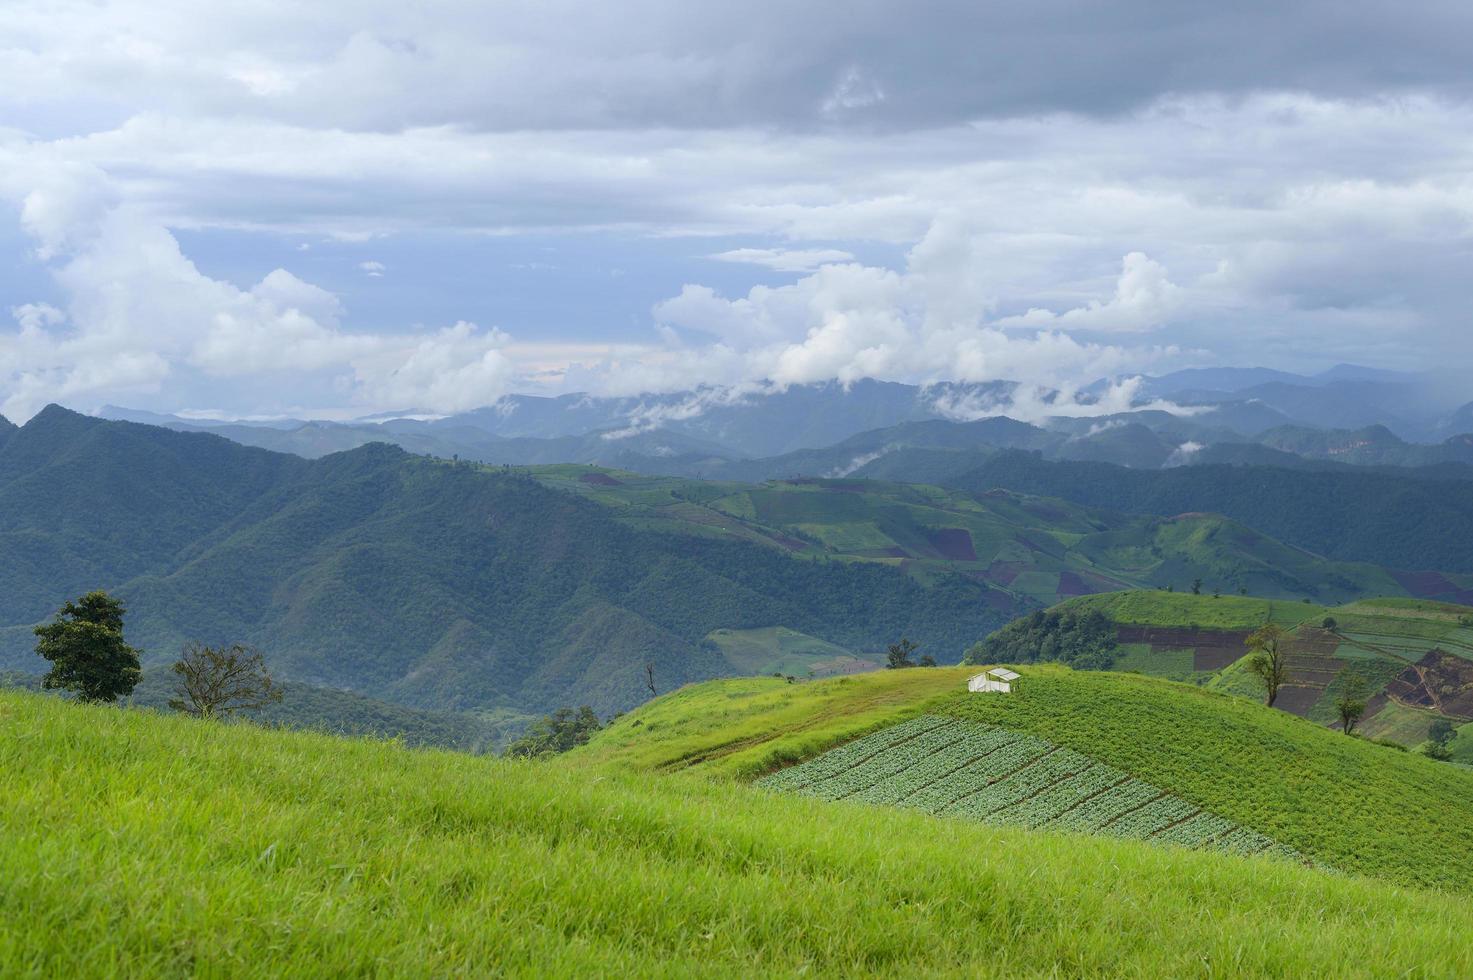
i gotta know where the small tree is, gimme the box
[168,642,283,718]
[34,591,141,703]
[1322,616,1338,631]
[886,638,919,669]
[1429,718,1456,747]
[1334,670,1368,736]
[1245,623,1289,708]
[505,706,601,758]
[1191,578,1202,595]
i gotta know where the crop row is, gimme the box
[759,715,951,792]
[795,724,977,801]
[760,716,1304,863]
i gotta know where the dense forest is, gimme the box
[965,607,1119,670]
[0,407,1004,717]
[947,451,1473,573]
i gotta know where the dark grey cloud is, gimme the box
[6,1,1473,136]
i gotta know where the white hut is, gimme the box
[968,667,1020,693]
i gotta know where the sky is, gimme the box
[2,1,1471,421]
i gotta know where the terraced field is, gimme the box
[760,715,1300,860]
[1056,592,1473,747]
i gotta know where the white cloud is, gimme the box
[996,252,1181,333]
[359,260,386,277]
[708,247,855,273]
[0,168,517,420]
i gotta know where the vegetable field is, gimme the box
[760,715,1300,860]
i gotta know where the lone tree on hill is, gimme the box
[1334,669,1368,736]
[886,638,919,669]
[34,590,141,703]
[1245,623,1289,708]
[505,706,601,758]
[168,642,283,718]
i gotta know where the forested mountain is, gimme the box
[0,407,1001,717]
[942,451,1473,574]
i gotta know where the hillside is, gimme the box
[0,670,503,752]
[6,690,1473,975]
[578,665,1473,891]
[536,467,1432,611]
[0,407,1000,718]
[1044,592,1473,751]
[944,450,1473,574]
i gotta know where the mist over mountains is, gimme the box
[96,367,1473,477]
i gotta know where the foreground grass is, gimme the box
[9,695,1473,975]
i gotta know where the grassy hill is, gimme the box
[0,670,509,752]
[577,664,1473,891]
[536,466,1432,614]
[0,408,1004,719]
[1045,591,1473,750]
[7,689,1473,975]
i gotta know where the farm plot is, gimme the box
[759,716,1301,861]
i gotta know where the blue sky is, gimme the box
[2,1,1471,420]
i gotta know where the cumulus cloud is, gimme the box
[359,260,386,277]
[0,167,516,420]
[995,252,1181,333]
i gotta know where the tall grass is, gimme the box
[4,690,1473,976]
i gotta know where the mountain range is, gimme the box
[95,368,1473,479]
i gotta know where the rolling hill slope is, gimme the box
[577,664,1473,891]
[6,689,1473,975]
[943,450,1473,574]
[535,467,1439,612]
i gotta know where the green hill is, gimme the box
[578,664,1473,891]
[536,466,1432,612]
[6,689,1473,975]
[942,449,1473,577]
[0,407,1000,719]
[1039,591,1473,750]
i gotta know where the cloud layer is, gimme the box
[2,3,1470,419]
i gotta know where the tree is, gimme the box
[33,591,141,703]
[1322,617,1338,631]
[168,642,283,718]
[505,706,601,758]
[1419,740,1453,762]
[1245,623,1289,708]
[918,653,938,667]
[1334,670,1368,736]
[1191,578,1202,595]
[1429,718,1456,747]
[645,663,657,697]
[886,638,919,669]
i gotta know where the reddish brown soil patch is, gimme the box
[1387,650,1473,719]
[1393,570,1473,606]
[928,528,977,561]
[1273,685,1324,718]
[1115,626,1252,671]
[578,471,623,486]
[1056,570,1098,597]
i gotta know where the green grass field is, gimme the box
[7,689,1473,976]
[582,663,1473,892]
